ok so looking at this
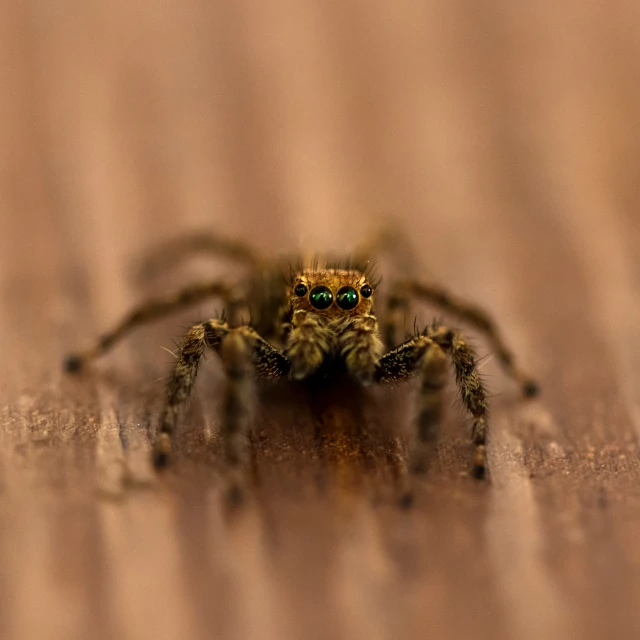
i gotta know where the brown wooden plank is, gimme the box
[1,1,640,639]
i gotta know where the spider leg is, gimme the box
[352,227,396,266]
[154,320,217,467]
[136,231,262,281]
[63,280,237,372]
[382,292,410,350]
[414,338,448,474]
[352,225,414,268]
[218,325,291,491]
[386,280,539,397]
[155,318,290,500]
[376,324,489,479]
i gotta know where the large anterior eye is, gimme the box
[336,286,359,310]
[309,285,333,309]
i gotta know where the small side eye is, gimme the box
[294,283,308,297]
[360,284,372,298]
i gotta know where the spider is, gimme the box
[64,230,538,493]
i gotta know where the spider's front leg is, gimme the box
[63,280,235,372]
[384,280,539,398]
[376,325,489,479]
[155,318,290,499]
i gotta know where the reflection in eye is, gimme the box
[309,285,333,309]
[336,286,359,310]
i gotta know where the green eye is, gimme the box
[309,285,333,309]
[336,286,359,310]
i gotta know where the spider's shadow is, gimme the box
[247,376,411,501]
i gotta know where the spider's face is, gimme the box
[289,269,374,317]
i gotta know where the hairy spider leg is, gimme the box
[382,290,409,350]
[136,231,263,281]
[415,338,448,474]
[63,280,236,372]
[386,280,539,398]
[155,319,290,502]
[376,324,489,480]
[351,225,416,269]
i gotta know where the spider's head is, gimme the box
[289,269,375,317]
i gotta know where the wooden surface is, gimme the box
[2,2,640,639]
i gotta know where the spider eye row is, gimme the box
[294,283,372,310]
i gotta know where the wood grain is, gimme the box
[1,1,640,639]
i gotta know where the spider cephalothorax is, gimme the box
[64,231,538,502]
[283,269,383,382]
[289,268,374,317]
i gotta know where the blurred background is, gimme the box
[1,1,640,639]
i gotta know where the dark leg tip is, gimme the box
[291,366,312,381]
[471,464,486,480]
[153,451,170,468]
[399,490,414,509]
[353,367,375,387]
[523,380,540,398]
[225,481,246,507]
[153,432,172,468]
[410,457,428,476]
[63,353,83,373]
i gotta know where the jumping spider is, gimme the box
[64,231,538,489]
